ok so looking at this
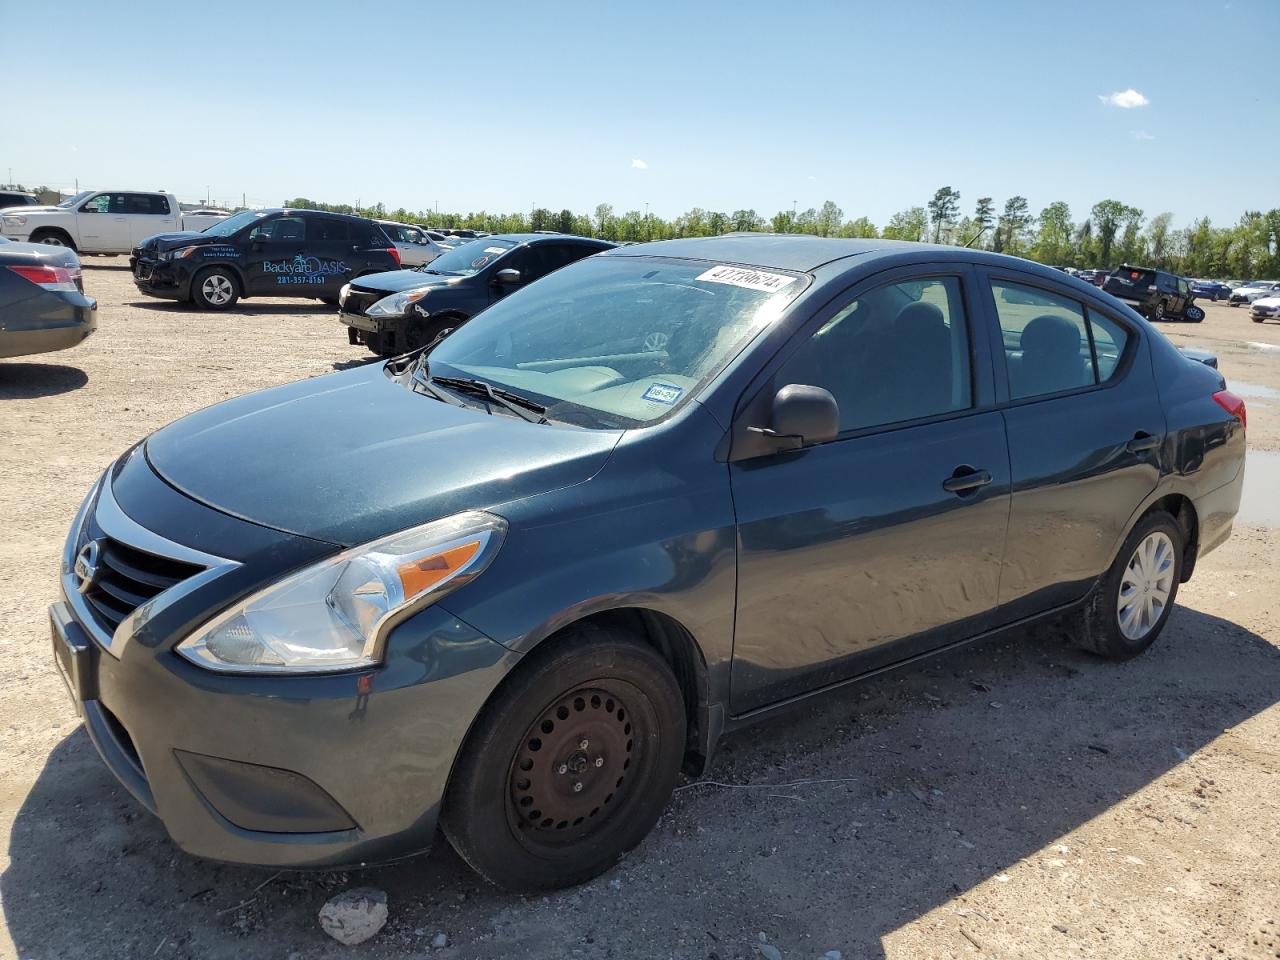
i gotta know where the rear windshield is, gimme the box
[1108,268,1154,285]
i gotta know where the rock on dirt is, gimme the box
[318,887,389,946]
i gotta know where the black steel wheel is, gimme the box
[441,625,685,892]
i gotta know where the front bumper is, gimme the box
[0,293,97,359]
[131,257,190,301]
[53,453,520,868]
[338,309,387,333]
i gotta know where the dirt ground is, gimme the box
[2,261,1278,960]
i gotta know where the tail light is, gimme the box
[7,264,81,292]
[387,247,401,266]
[1213,389,1246,430]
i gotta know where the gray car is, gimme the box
[0,238,97,359]
[51,236,1245,892]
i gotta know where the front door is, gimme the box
[243,214,308,296]
[77,193,130,253]
[729,268,1010,714]
[981,273,1164,620]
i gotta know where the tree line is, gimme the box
[10,181,1272,279]
[283,188,1279,281]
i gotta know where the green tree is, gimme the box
[530,207,554,232]
[769,210,792,233]
[1033,201,1073,264]
[731,209,764,232]
[883,207,928,241]
[927,186,961,243]
[1089,199,1135,267]
[707,211,729,235]
[1144,212,1173,267]
[839,216,879,238]
[817,200,843,237]
[994,196,1030,254]
[594,203,615,239]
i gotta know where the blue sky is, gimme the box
[3,0,1276,228]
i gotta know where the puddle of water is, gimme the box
[1228,381,1280,401]
[1239,449,1280,528]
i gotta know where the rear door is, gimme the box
[980,270,1164,621]
[125,193,180,246]
[304,216,357,296]
[728,265,1011,713]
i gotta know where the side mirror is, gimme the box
[749,384,839,449]
[494,268,522,286]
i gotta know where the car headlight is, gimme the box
[3,215,27,226]
[161,247,197,261]
[338,282,351,306]
[367,288,429,317]
[176,511,506,674]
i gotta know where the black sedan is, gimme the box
[52,236,1244,892]
[339,233,614,354]
[0,237,97,359]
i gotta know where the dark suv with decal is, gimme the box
[339,233,614,354]
[130,209,401,310]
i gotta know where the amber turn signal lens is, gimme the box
[396,540,481,598]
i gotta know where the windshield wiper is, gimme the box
[430,376,549,424]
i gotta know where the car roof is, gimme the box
[258,208,372,223]
[602,233,955,272]
[486,233,614,246]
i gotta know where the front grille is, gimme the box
[342,285,387,316]
[81,532,204,636]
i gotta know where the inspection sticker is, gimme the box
[483,246,507,254]
[695,264,797,293]
[642,382,683,405]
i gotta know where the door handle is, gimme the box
[942,467,992,494]
[1126,432,1160,453]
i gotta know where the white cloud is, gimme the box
[631,159,648,170]
[807,175,816,181]
[1099,88,1150,109]
[1131,130,1156,141]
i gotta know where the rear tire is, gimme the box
[1073,511,1183,661]
[190,267,239,310]
[1151,300,1165,321]
[441,625,686,892]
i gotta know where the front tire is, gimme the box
[441,626,686,892]
[191,267,239,310]
[1184,305,1205,322]
[1074,511,1183,661]
[30,229,76,251]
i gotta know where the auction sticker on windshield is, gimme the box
[696,265,797,293]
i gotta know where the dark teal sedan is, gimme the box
[51,236,1246,891]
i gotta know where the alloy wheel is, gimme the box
[202,274,234,305]
[1117,531,1175,640]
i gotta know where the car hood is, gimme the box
[4,205,64,214]
[137,231,217,253]
[143,363,622,546]
[1253,296,1280,308]
[352,269,467,294]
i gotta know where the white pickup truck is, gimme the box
[0,190,227,255]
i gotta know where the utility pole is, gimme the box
[644,201,649,241]
[791,200,798,233]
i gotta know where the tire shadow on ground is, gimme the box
[3,606,1277,959]
[0,362,88,398]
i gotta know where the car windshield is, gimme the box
[425,255,808,427]
[200,210,267,237]
[418,238,516,276]
[57,191,95,208]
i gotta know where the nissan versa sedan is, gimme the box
[51,236,1246,892]
[1,238,97,358]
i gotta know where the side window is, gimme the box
[307,218,349,244]
[1087,310,1130,382]
[125,194,170,215]
[249,216,306,243]
[1177,278,1189,297]
[81,194,114,214]
[992,282,1094,399]
[776,276,973,433]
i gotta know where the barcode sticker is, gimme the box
[695,264,797,293]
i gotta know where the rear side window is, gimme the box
[126,194,170,215]
[1087,310,1130,381]
[777,275,973,433]
[308,218,349,243]
[992,281,1129,399]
